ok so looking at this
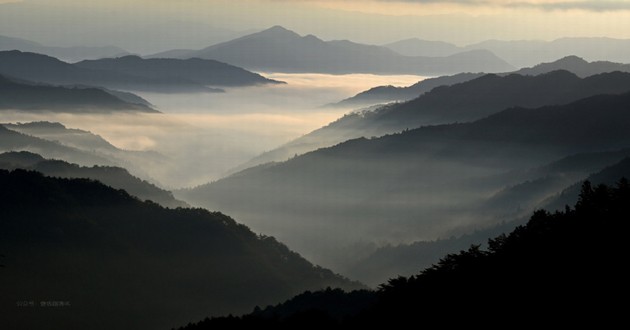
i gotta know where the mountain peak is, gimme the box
[255,25,301,39]
[554,55,588,65]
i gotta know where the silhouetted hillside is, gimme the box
[0,50,223,93]
[150,26,514,75]
[0,151,186,208]
[178,180,628,327]
[0,74,156,112]
[0,170,363,330]
[0,34,130,62]
[383,38,462,57]
[179,92,630,269]
[75,55,282,87]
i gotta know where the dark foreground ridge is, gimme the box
[178,179,628,328]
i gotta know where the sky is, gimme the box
[2,0,630,53]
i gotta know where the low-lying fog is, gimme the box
[2,73,424,188]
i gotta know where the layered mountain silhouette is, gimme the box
[178,92,630,269]
[236,70,630,171]
[335,56,630,108]
[0,170,363,330]
[0,151,187,208]
[0,74,156,112]
[0,50,277,93]
[178,181,629,327]
[383,38,462,57]
[149,26,514,75]
[0,34,130,62]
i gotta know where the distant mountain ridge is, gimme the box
[149,26,515,75]
[0,50,278,93]
[0,34,130,62]
[0,73,156,112]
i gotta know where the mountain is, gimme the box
[332,72,483,108]
[149,26,515,75]
[515,55,630,78]
[178,92,630,269]
[0,34,130,62]
[0,50,226,93]
[0,170,363,330]
[74,55,283,87]
[0,151,187,208]
[465,37,630,67]
[236,70,630,171]
[179,181,629,327]
[334,56,630,108]
[0,74,156,112]
[383,38,463,57]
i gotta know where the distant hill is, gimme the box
[75,55,283,87]
[238,70,630,170]
[0,74,156,112]
[0,170,363,330]
[383,38,462,57]
[0,151,187,208]
[515,55,630,78]
[0,34,130,62]
[179,180,629,327]
[0,50,257,93]
[179,92,630,269]
[149,26,514,75]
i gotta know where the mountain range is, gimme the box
[178,91,630,269]
[236,70,630,171]
[149,26,515,75]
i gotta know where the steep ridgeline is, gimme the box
[336,56,630,108]
[236,70,630,170]
[149,26,514,75]
[0,74,156,112]
[179,92,630,270]
[178,180,629,327]
[0,151,187,208]
[0,50,277,93]
[0,170,363,330]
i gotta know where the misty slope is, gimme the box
[236,70,630,170]
[0,74,155,112]
[344,148,630,286]
[336,56,630,108]
[332,73,483,108]
[0,170,363,330]
[1,122,169,185]
[0,151,187,208]
[179,92,630,269]
[0,34,129,62]
[0,50,220,93]
[181,182,628,327]
[75,55,282,87]
[0,124,113,166]
[150,26,514,75]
